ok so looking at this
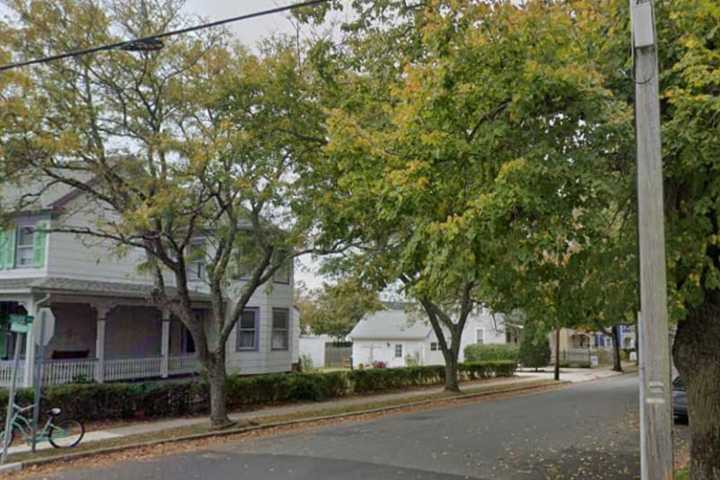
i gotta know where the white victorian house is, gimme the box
[348,304,509,368]
[0,182,299,388]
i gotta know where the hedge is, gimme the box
[0,361,516,424]
[464,344,520,363]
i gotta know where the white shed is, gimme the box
[348,305,507,368]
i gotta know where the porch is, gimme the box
[0,354,200,387]
[0,278,208,388]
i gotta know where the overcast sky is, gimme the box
[183,0,307,47]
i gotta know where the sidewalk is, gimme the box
[516,362,637,383]
[7,375,549,456]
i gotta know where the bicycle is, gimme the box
[1,404,85,449]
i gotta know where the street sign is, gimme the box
[9,314,33,334]
[35,308,55,346]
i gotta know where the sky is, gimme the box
[182,0,301,47]
[183,0,330,290]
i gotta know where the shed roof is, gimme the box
[348,307,431,340]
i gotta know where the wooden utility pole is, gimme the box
[630,1,674,479]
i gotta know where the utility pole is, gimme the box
[630,1,674,479]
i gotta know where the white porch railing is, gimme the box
[104,357,163,382]
[0,355,201,388]
[43,359,97,385]
[0,361,25,388]
[168,355,201,375]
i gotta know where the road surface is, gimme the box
[35,375,687,480]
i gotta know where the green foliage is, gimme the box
[296,278,383,339]
[519,324,552,370]
[349,361,517,394]
[464,344,519,363]
[0,362,516,423]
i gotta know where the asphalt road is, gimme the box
[38,375,687,480]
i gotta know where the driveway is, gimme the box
[34,374,688,480]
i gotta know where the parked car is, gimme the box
[673,376,688,423]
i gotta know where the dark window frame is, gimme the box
[236,307,260,352]
[271,308,290,351]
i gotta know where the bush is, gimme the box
[464,344,519,363]
[0,361,517,423]
[519,337,551,370]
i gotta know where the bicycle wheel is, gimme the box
[49,419,84,448]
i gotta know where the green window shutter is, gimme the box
[7,227,16,268]
[32,221,48,268]
[0,228,16,270]
[0,230,6,270]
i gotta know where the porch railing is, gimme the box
[0,355,200,388]
[104,356,163,382]
[168,355,201,375]
[0,361,25,388]
[43,358,97,385]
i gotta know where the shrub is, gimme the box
[299,354,315,372]
[519,336,551,370]
[464,344,519,363]
[0,361,517,423]
[371,360,387,369]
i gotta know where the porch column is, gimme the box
[161,310,170,378]
[20,299,36,388]
[94,305,111,384]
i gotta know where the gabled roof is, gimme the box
[348,307,431,340]
[1,172,94,214]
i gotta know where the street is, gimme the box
[32,374,688,480]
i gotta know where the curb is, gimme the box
[0,464,21,475]
[6,378,565,473]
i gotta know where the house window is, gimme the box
[430,342,438,352]
[476,328,485,345]
[186,240,205,281]
[236,308,259,351]
[604,337,613,348]
[273,262,291,284]
[15,226,34,267]
[271,308,290,350]
[395,344,403,358]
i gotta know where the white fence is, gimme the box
[0,361,24,388]
[43,358,96,385]
[169,355,201,375]
[104,357,164,382]
[0,355,201,388]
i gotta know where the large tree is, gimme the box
[305,0,629,391]
[0,0,335,428]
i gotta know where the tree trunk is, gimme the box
[673,303,720,480]
[611,325,623,373]
[554,328,560,381]
[205,350,233,430]
[443,353,460,393]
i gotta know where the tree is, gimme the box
[518,321,551,372]
[0,1,336,428]
[572,1,720,476]
[295,278,382,339]
[304,1,628,391]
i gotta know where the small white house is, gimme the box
[348,305,508,368]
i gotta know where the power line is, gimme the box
[0,0,331,72]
